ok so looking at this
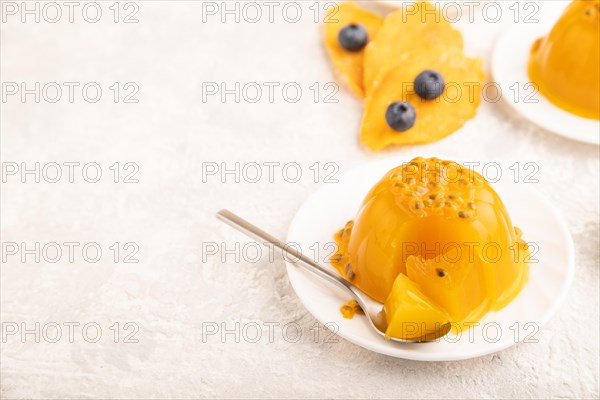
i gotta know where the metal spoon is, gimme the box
[216,209,451,343]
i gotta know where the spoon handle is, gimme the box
[217,209,452,343]
[216,209,353,294]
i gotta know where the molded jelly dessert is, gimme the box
[323,2,383,97]
[361,47,484,150]
[528,0,600,119]
[363,1,464,94]
[331,157,529,326]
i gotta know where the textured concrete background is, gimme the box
[1,1,598,399]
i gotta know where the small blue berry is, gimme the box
[338,24,368,52]
[385,102,416,132]
[414,70,445,100]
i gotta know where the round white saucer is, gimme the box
[286,155,574,361]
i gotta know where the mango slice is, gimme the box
[383,273,450,340]
[405,256,487,325]
[360,47,485,150]
[332,157,529,325]
[528,0,600,119]
[406,234,529,324]
[363,1,464,94]
[323,2,383,98]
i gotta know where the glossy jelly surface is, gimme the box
[332,157,529,325]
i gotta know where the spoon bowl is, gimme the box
[217,209,451,343]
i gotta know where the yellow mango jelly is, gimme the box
[528,0,600,119]
[331,157,529,326]
[383,273,449,340]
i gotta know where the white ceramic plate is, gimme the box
[286,155,574,361]
[492,23,600,145]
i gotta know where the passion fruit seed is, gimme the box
[392,181,405,191]
[458,210,471,219]
[414,70,446,100]
[331,254,343,263]
[346,264,356,280]
[338,24,368,52]
[436,268,447,277]
[385,101,417,132]
[389,158,486,218]
[433,199,445,208]
[415,186,428,195]
[445,202,459,212]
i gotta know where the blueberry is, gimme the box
[385,102,416,132]
[414,70,445,100]
[338,24,368,52]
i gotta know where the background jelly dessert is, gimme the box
[331,157,529,325]
[528,0,600,120]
